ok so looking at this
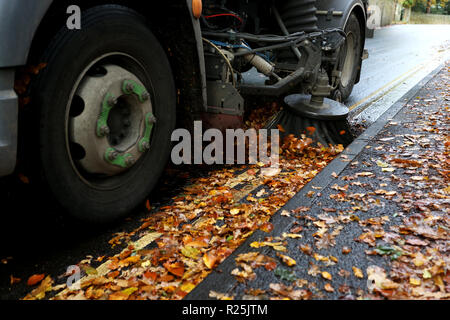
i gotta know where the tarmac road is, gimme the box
[349,24,450,123]
[0,24,449,301]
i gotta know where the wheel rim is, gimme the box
[340,31,356,88]
[66,54,156,187]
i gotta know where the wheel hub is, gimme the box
[70,64,155,176]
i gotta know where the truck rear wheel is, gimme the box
[337,13,363,102]
[29,5,176,223]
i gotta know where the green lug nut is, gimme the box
[138,113,156,153]
[106,149,119,161]
[105,148,134,168]
[97,93,117,137]
[122,80,150,103]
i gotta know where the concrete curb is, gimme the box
[186,63,445,300]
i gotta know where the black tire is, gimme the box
[337,13,363,102]
[28,5,176,223]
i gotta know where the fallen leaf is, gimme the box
[352,267,364,279]
[203,251,219,269]
[164,261,185,278]
[324,283,335,293]
[27,274,45,287]
[10,275,21,285]
[321,272,332,281]
[277,254,297,267]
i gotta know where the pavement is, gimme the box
[187,63,449,300]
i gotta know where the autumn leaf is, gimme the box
[27,274,45,287]
[163,261,185,278]
[230,208,241,216]
[410,278,421,286]
[324,283,335,293]
[181,246,201,259]
[277,254,297,267]
[321,272,332,281]
[342,247,352,254]
[306,127,316,135]
[203,251,219,269]
[352,267,364,279]
[260,222,274,233]
[144,271,158,281]
[10,275,21,285]
[300,245,312,256]
[180,282,196,293]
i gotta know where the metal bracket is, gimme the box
[122,80,150,103]
[138,113,156,153]
[96,93,116,138]
[105,148,134,168]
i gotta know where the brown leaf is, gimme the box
[324,283,335,293]
[27,274,45,287]
[277,254,297,267]
[203,251,219,269]
[342,247,352,254]
[163,261,185,278]
[10,275,21,285]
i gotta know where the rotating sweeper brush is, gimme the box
[265,70,354,147]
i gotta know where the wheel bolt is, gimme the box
[126,157,135,167]
[107,150,119,161]
[108,97,118,107]
[126,83,135,92]
[141,141,150,151]
[141,92,150,101]
[100,125,110,136]
[148,115,157,124]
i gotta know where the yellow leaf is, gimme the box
[423,270,432,279]
[181,246,201,259]
[180,282,196,293]
[230,208,241,216]
[321,272,332,281]
[282,233,302,239]
[353,267,364,279]
[277,254,297,267]
[250,242,262,248]
[413,253,427,267]
[410,278,421,286]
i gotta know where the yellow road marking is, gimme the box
[349,63,425,111]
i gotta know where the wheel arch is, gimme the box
[315,0,367,84]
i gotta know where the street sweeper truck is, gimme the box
[0,0,367,222]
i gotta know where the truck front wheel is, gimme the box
[29,5,176,223]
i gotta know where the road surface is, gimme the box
[349,24,450,123]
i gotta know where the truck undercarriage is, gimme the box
[0,0,367,222]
